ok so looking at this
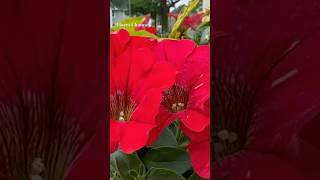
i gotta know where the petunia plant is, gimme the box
[110,0,210,179]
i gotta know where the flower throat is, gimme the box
[110,90,136,122]
[162,84,189,113]
[212,71,256,161]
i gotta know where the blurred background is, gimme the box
[110,0,210,36]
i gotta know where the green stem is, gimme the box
[168,0,200,39]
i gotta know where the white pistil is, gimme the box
[118,111,125,121]
[172,102,185,112]
[171,103,177,110]
[31,158,45,175]
[217,129,229,141]
[30,158,45,180]
[217,130,238,143]
[178,102,185,107]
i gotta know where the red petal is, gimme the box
[110,119,125,153]
[127,47,156,89]
[214,151,308,180]
[153,39,196,69]
[134,26,157,35]
[120,121,155,154]
[0,59,18,103]
[147,106,176,145]
[214,0,320,87]
[182,124,210,143]
[129,35,157,47]
[177,45,210,87]
[179,109,209,132]
[298,116,320,174]
[188,140,210,179]
[110,29,130,57]
[250,32,320,171]
[181,125,210,179]
[182,13,204,30]
[112,48,132,91]
[131,61,176,100]
[110,55,117,94]
[187,72,210,110]
[66,119,106,180]
[131,89,162,124]
[176,45,210,109]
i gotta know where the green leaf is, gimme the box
[150,128,178,148]
[143,147,192,175]
[199,27,210,44]
[186,22,210,45]
[188,172,206,180]
[147,168,186,180]
[111,16,144,32]
[129,30,158,39]
[185,28,196,39]
[111,16,158,38]
[169,120,189,148]
[169,0,200,39]
[111,150,146,180]
[197,22,210,45]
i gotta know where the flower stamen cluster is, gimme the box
[110,91,136,122]
[162,84,189,113]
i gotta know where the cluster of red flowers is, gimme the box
[110,29,210,179]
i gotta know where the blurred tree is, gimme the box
[110,0,129,9]
[130,0,181,33]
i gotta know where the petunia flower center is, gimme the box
[162,84,189,113]
[0,90,85,180]
[110,90,136,121]
[30,158,45,180]
[212,71,256,162]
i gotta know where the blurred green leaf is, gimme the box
[129,30,158,38]
[150,128,178,148]
[169,0,200,39]
[168,120,189,148]
[111,16,144,32]
[111,16,158,38]
[197,22,210,45]
[185,28,196,39]
[185,22,210,45]
[111,151,146,180]
[143,147,192,175]
[147,168,185,180]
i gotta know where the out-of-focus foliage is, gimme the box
[169,0,200,39]
[169,0,210,45]
[111,16,158,38]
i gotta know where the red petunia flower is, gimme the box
[134,14,157,35]
[110,30,175,154]
[182,123,210,179]
[0,0,106,179]
[169,12,204,30]
[213,0,320,179]
[148,39,210,144]
[141,14,149,24]
[135,26,157,35]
